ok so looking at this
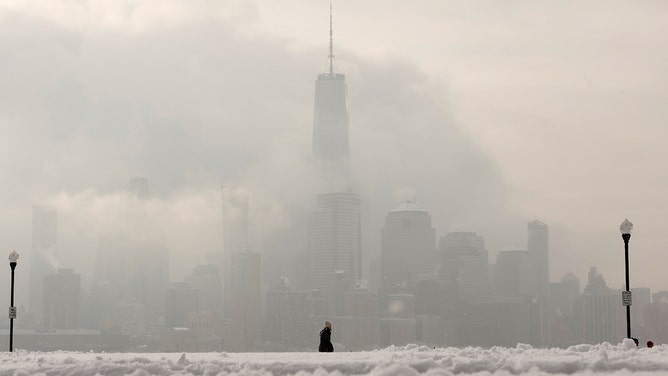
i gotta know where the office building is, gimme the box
[307,8,363,304]
[229,250,262,351]
[92,178,169,327]
[381,201,436,290]
[439,231,490,302]
[495,249,533,297]
[308,192,362,294]
[187,264,223,313]
[549,272,580,315]
[29,205,58,318]
[221,185,249,317]
[165,282,199,328]
[575,267,622,344]
[265,283,311,349]
[43,269,80,330]
[528,220,549,297]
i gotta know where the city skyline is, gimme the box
[0,1,666,303]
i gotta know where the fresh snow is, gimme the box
[1,339,666,375]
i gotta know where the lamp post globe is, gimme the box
[8,250,19,352]
[619,219,633,340]
[620,219,633,237]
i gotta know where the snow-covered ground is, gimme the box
[1,339,666,375]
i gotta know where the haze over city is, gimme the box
[0,0,667,353]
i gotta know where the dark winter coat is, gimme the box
[319,327,333,352]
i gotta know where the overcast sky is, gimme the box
[1,0,667,292]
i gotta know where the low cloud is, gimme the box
[0,1,516,295]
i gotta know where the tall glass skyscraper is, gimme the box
[308,7,362,294]
[29,205,58,318]
[308,192,362,292]
[438,231,490,303]
[528,220,549,297]
[221,185,249,317]
[381,202,436,290]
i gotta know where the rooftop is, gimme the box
[390,201,427,213]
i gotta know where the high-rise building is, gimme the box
[229,250,262,351]
[92,178,169,328]
[185,311,226,352]
[221,185,249,317]
[379,293,417,347]
[334,288,379,350]
[549,272,581,315]
[29,205,58,318]
[583,267,609,295]
[165,282,199,328]
[381,201,436,291]
[43,268,80,330]
[631,287,651,333]
[265,283,311,349]
[307,6,362,303]
[204,252,225,276]
[221,186,249,255]
[131,242,170,324]
[575,267,622,344]
[95,238,169,304]
[187,264,223,313]
[548,273,580,346]
[308,192,362,293]
[644,291,668,344]
[577,292,622,344]
[438,231,490,303]
[495,249,533,297]
[528,220,549,297]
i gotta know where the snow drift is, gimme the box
[1,340,666,375]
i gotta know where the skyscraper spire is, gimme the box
[329,2,334,75]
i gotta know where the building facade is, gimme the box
[229,251,262,351]
[29,205,58,319]
[165,282,199,328]
[308,192,362,294]
[495,249,533,297]
[439,231,490,303]
[528,220,549,297]
[381,202,436,291]
[43,269,81,330]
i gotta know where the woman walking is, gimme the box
[319,320,334,352]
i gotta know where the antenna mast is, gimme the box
[329,2,334,74]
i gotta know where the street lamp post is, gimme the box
[8,251,19,352]
[620,219,633,339]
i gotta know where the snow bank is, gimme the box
[1,340,667,375]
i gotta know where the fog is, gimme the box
[0,0,667,351]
